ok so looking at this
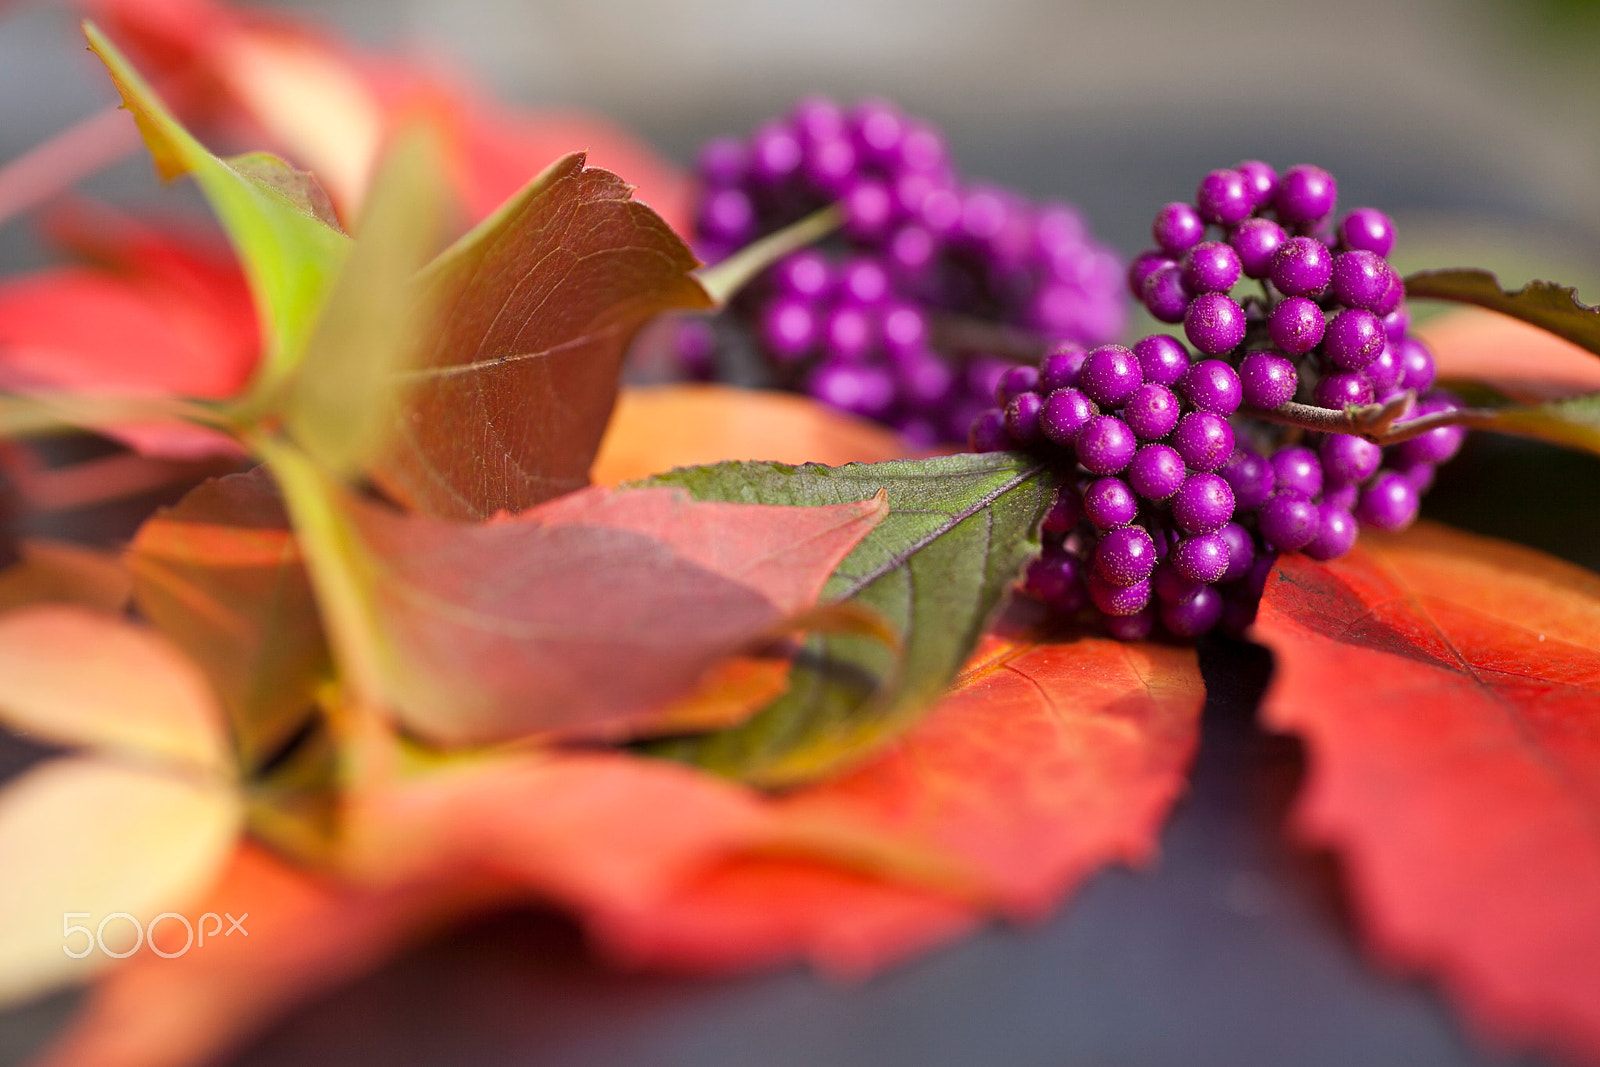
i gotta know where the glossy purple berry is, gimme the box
[1323,482,1359,513]
[1382,306,1410,343]
[1271,446,1323,499]
[1365,344,1402,396]
[1239,351,1297,409]
[1095,526,1158,586]
[1161,586,1223,638]
[1184,293,1247,355]
[823,304,874,362]
[1154,561,1203,605]
[1084,478,1139,528]
[1273,164,1337,224]
[1304,506,1359,561]
[1230,218,1286,279]
[1040,387,1098,445]
[968,408,1009,452]
[842,179,894,241]
[1235,160,1278,208]
[1259,492,1319,551]
[1079,345,1144,408]
[1004,390,1044,443]
[1025,552,1084,608]
[888,224,936,276]
[1105,607,1157,639]
[774,250,833,300]
[1269,236,1333,297]
[1339,208,1396,257]
[1039,343,1088,393]
[1373,265,1405,317]
[1218,522,1255,583]
[750,122,803,183]
[804,136,857,194]
[1178,359,1243,416]
[1330,250,1390,312]
[1221,447,1276,511]
[995,365,1040,406]
[1181,241,1242,294]
[1088,573,1152,617]
[1127,444,1186,501]
[809,362,894,418]
[840,257,889,305]
[1041,487,1085,533]
[1171,411,1235,472]
[1393,397,1467,466]
[1128,250,1176,300]
[1319,434,1382,485]
[1142,265,1190,324]
[1267,296,1325,355]
[696,136,746,186]
[698,187,755,243]
[1152,202,1206,256]
[1173,532,1230,584]
[1323,309,1385,371]
[1315,372,1375,409]
[1076,415,1138,475]
[1132,335,1191,386]
[1396,337,1437,392]
[759,298,818,362]
[1172,472,1235,535]
[1122,383,1182,440]
[1356,471,1420,532]
[1196,169,1254,226]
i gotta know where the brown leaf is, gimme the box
[0,540,132,616]
[1255,522,1600,1065]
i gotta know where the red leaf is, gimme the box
[1255,522,1600,1064]
[1420,306,1600,403]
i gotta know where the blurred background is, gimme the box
[1,0,1598,1064]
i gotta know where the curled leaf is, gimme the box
[1405,268,1600,361]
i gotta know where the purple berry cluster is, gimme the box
[972,162,1466,641]
[678,96,1127,446]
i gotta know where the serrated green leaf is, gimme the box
[641,452,1056,787]
[86,22,350,395]
[1405,268,1600,360]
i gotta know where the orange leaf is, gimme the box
[1254,522,1600,1065]
[1419,306,1600,402]
[591,384,912,487]
[0,540,132,616]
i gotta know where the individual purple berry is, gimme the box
[1171,411,1235,472]
[804,136,857,194]
[1095,526,1159,586]
[1181,241,1242,294]
[852,97,905,162]
[1319,433,1382,485]
[1339,207,1396,257]
[888,224,936,276]
[1356,471,1420,532]
[1382,306,1410,343]
[1221,447,1276,511]
[1373,265,1405,317]
[760,298,818,362]
[1154,562,1204,605]
[1088,573,1152,617]
[1127,444,1187,501]
[1304,506,1359,561]
[840,257,890,305]
[1235,160,1278,208]
[1105,607,1157,639]
[809,362,894,417]
[1330,250,1390,312]
[1259,492,1319,551]
[1025,552,1084,608]
[1230,218,1286,279]
[1172,471,1235,535]
[1269,236,1333,296]
[1142,265,1191,324]
[699,187,756,243]
[1323,482,1359,512]
[774,250,833,300]
[1218,522,1255,583]
[1271,445,1324,498]
[1365,343,1402,396]
[791,95,846,143]
[1079,345,1144,408]
[1273,164,1337,224]
[1132,334,1191,386]
[1039,343,1088,392]
[1152,202,1206,256]
[968,408,1009,452]
[1315,372,1375,409]
[750,122,803,183]
[1161,586,1224,638]
[1040,387,1098,445]
[1393,396,1467,466]
[1394,460,1437,494]
[1396,337,1437,392]
[1178,359,1243,416]
[1084,477,1139,528]
[1122,383,1182,440]
[1173,532,1230,584]
[881,304,928,354]
[842,179,894,241]
[1239,351,1298,409]
[1042,486,1085,532]
[696,136,747,186]
[1128,250,1177,300]
[1184,293,1247,355]
[1323,308,1385,371]
[1267,296,1325,355]
[1005,390,1044,443]
[892,349,951,406]
[1196,169,1254,226]
[1076,415,1138,475]
[996,365,1041,406]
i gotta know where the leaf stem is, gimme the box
[694,204,845,305]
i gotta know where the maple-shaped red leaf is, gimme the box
[590,627,1205,974]
[1255,522,1600,1065]
[0,202,254,457]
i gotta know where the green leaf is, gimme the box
[280,123,451,477]
[1404,268,1600,360]
[85,22,350,395]
[369,152,713,520]
[1469,391,1600,455]
[641,452,1057,787]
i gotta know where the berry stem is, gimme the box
[1248,391,1506,444]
